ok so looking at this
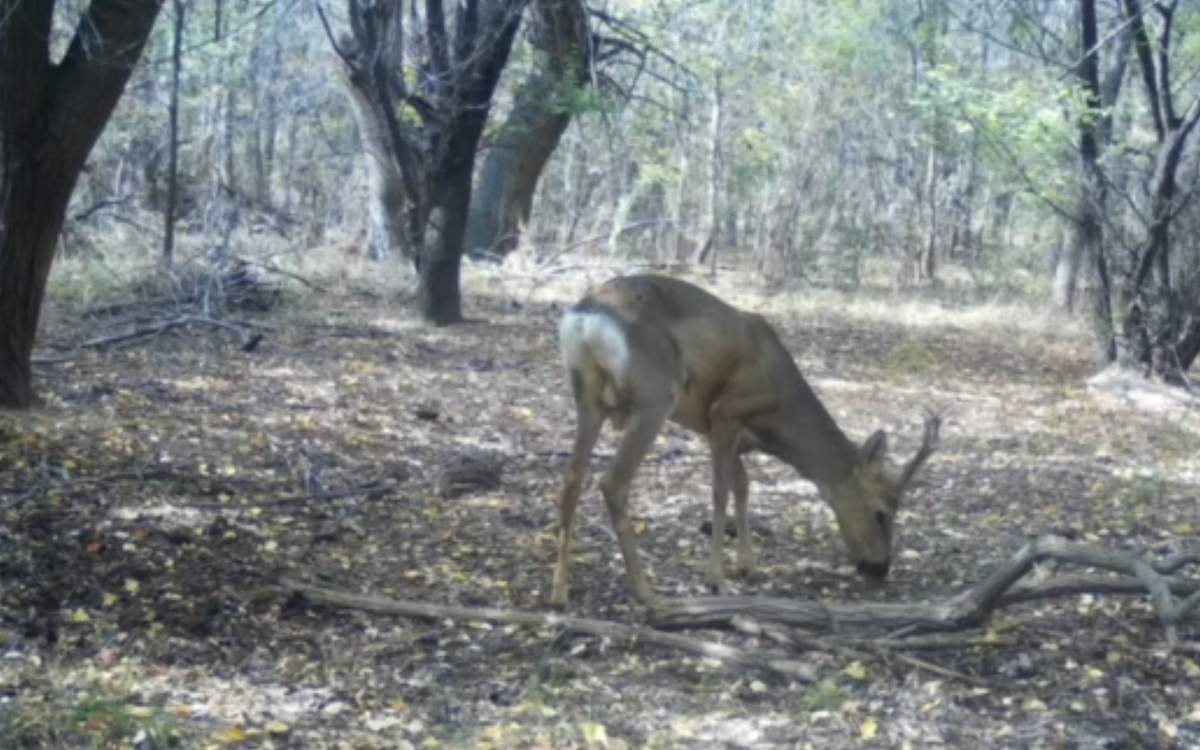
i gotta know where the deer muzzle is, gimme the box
[856,560,890,580]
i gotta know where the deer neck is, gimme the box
[765,385,860,488]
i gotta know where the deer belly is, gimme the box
[669,391,710,433]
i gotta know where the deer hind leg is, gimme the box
[598,393,674,606]
[732,454,755,577]
[550,370,606,608]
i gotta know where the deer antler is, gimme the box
[899,412,942,490]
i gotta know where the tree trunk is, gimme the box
[1075,0,1116,364]
[1119,108,1200,376]
[463,79,572,260]
[163,0,185,266]
[464,0,589,261]
[1052,232,1083,312]
[417,163,472,324]
[695,73,724,273]
[338,70,414,263]
[0,0,163,408]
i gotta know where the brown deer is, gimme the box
[550,274,939,607]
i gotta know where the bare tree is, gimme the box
[0,0,164,407]
[322,0,528,324]
[1112,0,1200,378]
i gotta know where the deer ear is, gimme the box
[861,430,888,465]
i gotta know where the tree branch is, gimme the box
[653,536,1199,643]
[274,577,817,681]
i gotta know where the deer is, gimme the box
[550,274,940,607]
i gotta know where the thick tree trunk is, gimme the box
[464,0,588,261]
[0,174,73,407]
[417,164,472,324]
[463,82,572,260]
[0,0,163,408]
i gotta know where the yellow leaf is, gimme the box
[102,592,118,607]
[749,680,767,693]
[124,579,140,594]
[634,520,647,534]
[1160,719,1179,739]
[844,661,868,680]
[69,609,91,624]
[1022,697,1047,712]
[860,715,879,740]
[582,721,609,747]
[222,725,247,744]
[127,706,154,718]
[1085,667,1104,680]
[1183,659,1200,678]
[391,698,409,712]
[266,721,290,735]
[1106,651,1122,665]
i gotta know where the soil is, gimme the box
[2,269,1198,749]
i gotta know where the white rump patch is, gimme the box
[560,309,631,382]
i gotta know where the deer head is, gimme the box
[823,415,941,580]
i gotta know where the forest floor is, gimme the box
[2,261,1199,749]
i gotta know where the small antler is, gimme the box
[899,411,941,489]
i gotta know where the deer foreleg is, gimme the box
[706,422,740,590]
[732,454,755,576]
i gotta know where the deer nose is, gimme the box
[857,560,890,580]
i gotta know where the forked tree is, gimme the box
[320,0,529,324]
[0,0,163,408]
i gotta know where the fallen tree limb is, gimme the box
[653,536,1199,643]
[274,577,816,682]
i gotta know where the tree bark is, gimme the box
[464,0,590,261]
[163,0,185,266]
[338,71,413,262]
[0,0,164,408]
[1054,25,1130,313]
[1074,0,1115,363]
[417,161,471,324]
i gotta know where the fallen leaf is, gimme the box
[582,720,609,747]
[860,715,879,740]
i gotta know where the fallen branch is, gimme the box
[653,536,1199,644]
[274,577,816,682]
[76,314,269,350]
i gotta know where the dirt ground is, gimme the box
[2,265,1198,749]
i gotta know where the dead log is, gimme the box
[274,577,816,681]
[653,535,1199,644]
